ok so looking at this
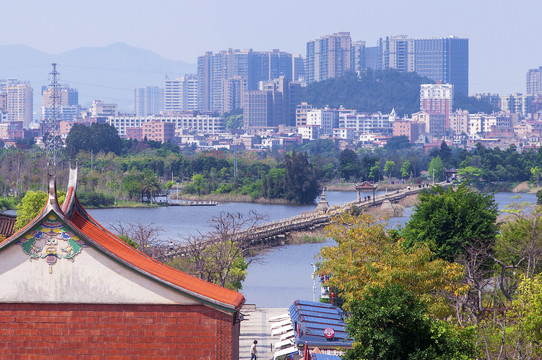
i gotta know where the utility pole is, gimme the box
[311,263,317,302]
[234,149,238,178]
[46,63,61,172]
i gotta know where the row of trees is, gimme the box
[336,139,542,186]
[319,184,542,359]
[5,122,542,207]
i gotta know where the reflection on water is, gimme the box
[86,191,536,307]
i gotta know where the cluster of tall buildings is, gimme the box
[306,33,469,95]
[6,31,542,150]
[197,48,304,113]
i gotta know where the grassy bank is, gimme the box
[287,229,327,244]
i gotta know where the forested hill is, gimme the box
[303,70,496,116]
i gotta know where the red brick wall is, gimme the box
[0,303,238,360]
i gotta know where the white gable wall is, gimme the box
[0,243,199,305]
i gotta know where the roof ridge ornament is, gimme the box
[68,161,78,191]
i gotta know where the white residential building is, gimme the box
[449,110,470,135]
[164,75,198,113]
[297,125,320,140]
[107,113,224,137]
[91,100,118,117]
[333,128,355,139]
[306,109,339,136]
[338,112,392,135]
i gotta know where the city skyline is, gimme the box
[0,0,540,96]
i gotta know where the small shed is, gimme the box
[0,169,245,359]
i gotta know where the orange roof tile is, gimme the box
[70,206,245,310]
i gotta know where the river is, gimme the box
[86,191,536,308]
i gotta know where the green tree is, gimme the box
[531,166,542,187]
[338,149,360,180]
[385,136,411,152]
[400,160,411,179]
[383,160,396,180]
[343,285,475,360]
[428,155,445,183]
[284,151,319,204]
[319,213,465,314]
[515,274,542,344]
[369,161,380,183]
[458,166,482,181]
[65,123,122,158]
[402,183,499,262]
[14,190,66,231]
[191,174,206,196]
[121,171,144,201]
[141,169,161,203]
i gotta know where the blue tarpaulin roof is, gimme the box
[289,300,353,349]
[312,354,342,360]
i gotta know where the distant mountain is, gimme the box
[0,43,196,114]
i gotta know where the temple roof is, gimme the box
[1,168,245,312]
[0,213,16,238]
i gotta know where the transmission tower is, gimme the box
[46,63,61,171]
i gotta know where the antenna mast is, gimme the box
[46,63,61,171]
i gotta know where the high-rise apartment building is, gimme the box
[374,35,468,95]
[197,49,293,112]
[4,81,33,127]
[414,36,469,95]
[499,93,534,116]
[351,41,379,72]
[223,76,246,113]
[134,86,164,116]
[243,76,301,128]
[164,75,198,114]
[42,87,78,107]
[527,67,542,95]
[41,86,80,122]
[306,32,352,83]
[377,35,415,72]
[242,91,273,128]
[292,55,306,81]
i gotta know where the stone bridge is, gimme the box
[161,184,438,262]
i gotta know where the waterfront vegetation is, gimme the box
[319,185,542,359]
[3,131,542,214]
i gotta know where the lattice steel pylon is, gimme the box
[45,63,62,172]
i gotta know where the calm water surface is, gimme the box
[86,191,536,307]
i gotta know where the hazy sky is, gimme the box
[1,0,540,95]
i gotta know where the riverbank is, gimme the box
[175,193,305,205]
[84,201,161,209]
